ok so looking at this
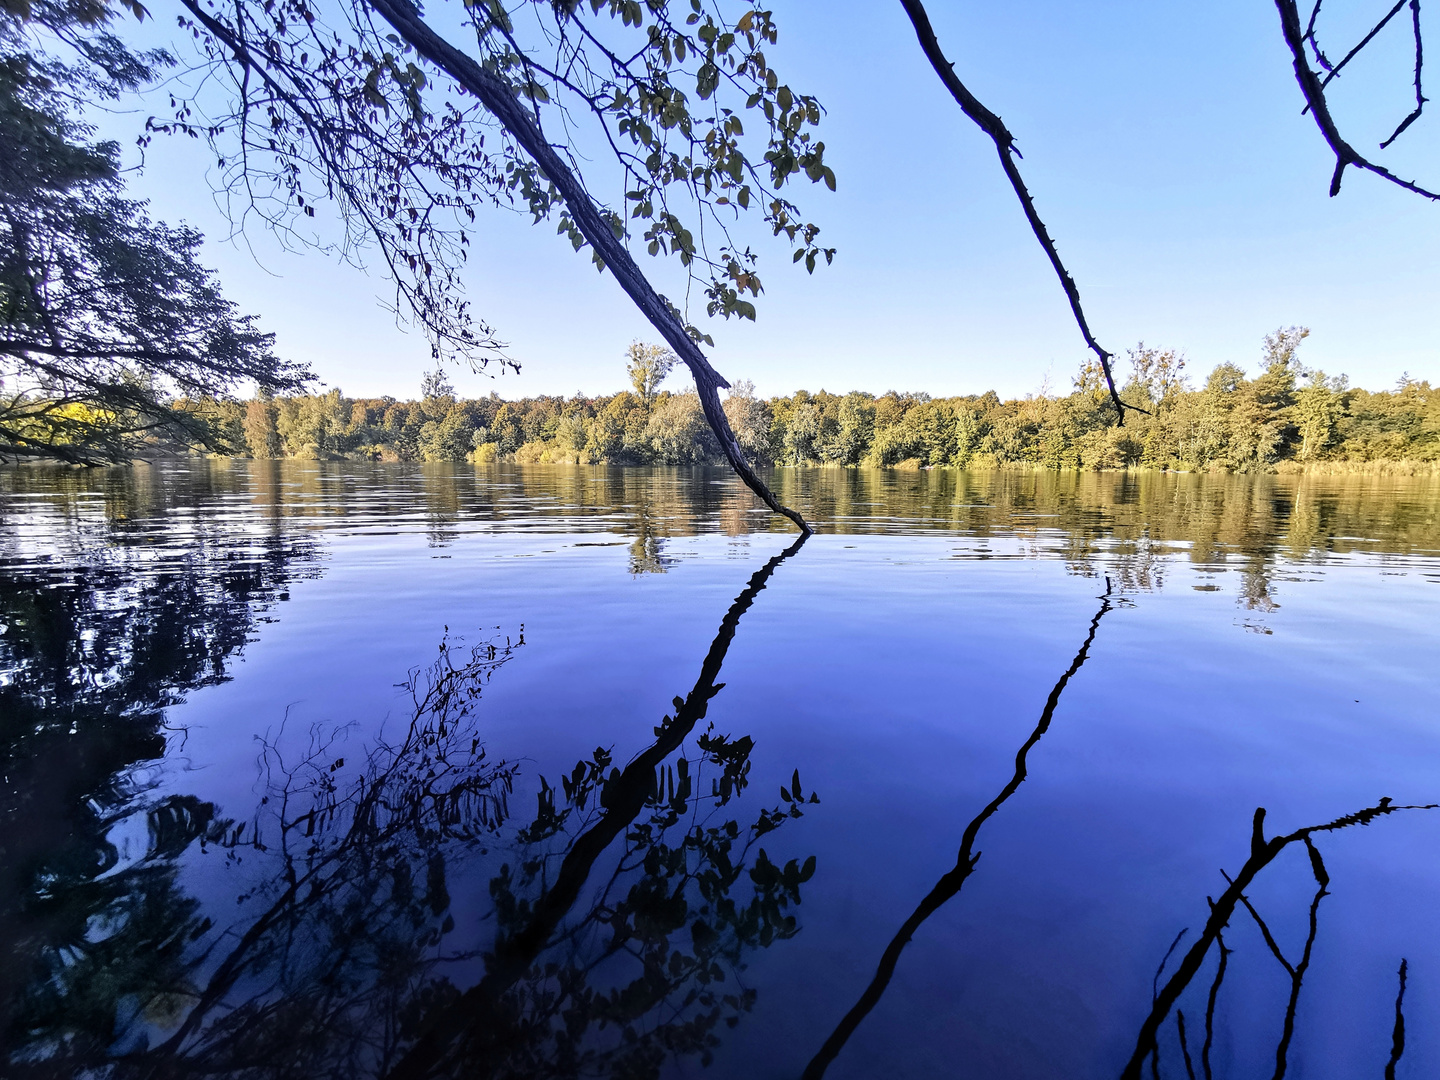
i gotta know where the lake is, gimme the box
[2,460,1439,1079]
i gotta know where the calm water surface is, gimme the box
[3,461,1439,1079]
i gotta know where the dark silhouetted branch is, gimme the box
[174,0,812,534]
[1200,933,1230,1080]
[1381,1,1427,148]
[1176,1010,1197,1080]
[801,577,1115,1079]
[1315,0,1407,95]
[1155,929,1191,1000]
[1121,798,1438,1080]
[897,0,1141,423]
[1385,959,1408,1080]
[1224,835,1328,1080]
[1275,0,1438,201]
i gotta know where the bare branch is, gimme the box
[1274,0,1439,201]
[1381,0,1427,148]
[896,0,1141,423]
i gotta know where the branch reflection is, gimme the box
[1124,799,1437,1080]
[4,535,815,1080]
[802,577,1116,1079]
[388,532,812,1079]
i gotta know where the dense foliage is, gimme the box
[0,0,310,463]
[213,332,1439,470]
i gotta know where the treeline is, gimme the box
[199,332,1439,470]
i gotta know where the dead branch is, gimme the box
[897,0,1139,423]
[1274,0,1438,201]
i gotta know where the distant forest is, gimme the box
[204,334,1439,472]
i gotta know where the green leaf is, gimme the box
[696,62,719,100]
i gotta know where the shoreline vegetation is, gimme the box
[191,336,1436,474]
[12,334,1436,475]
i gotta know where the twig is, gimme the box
[1201,933,1230,1080]
[1273,0,1439,201]
[1177,1010,1198,1080]
[1381,1,1427,148]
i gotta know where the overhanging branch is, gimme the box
[358,0,813,532]
[897,0,1140,423]
[1275,0,1439,201]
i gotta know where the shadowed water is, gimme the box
[2,460,1438,1079]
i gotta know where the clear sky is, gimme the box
[107,0,1439,400]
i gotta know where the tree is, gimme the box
[1295,369,1344,460]
[243,391,281,457]
[646,390,717,463]
[417,402,475,461]
[1124,345,1189,407]
[129,0,835,530]
[419,367,455,404]
[625,341,677,406]
[0,10,309,463]
[723,379,777,465]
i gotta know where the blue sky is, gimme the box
[108,0,1439,400]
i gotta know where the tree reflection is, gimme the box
[627,507,678,574]
[0,522,318,1055]
[389,535,812,1079]
[3,536,815,1080]
[802,577,1116,1079]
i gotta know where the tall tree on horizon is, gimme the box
[626,341,677,406]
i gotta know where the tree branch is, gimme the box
[1274,0,1439,201]
[897,0,1139,423]
[352,0,812,532]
